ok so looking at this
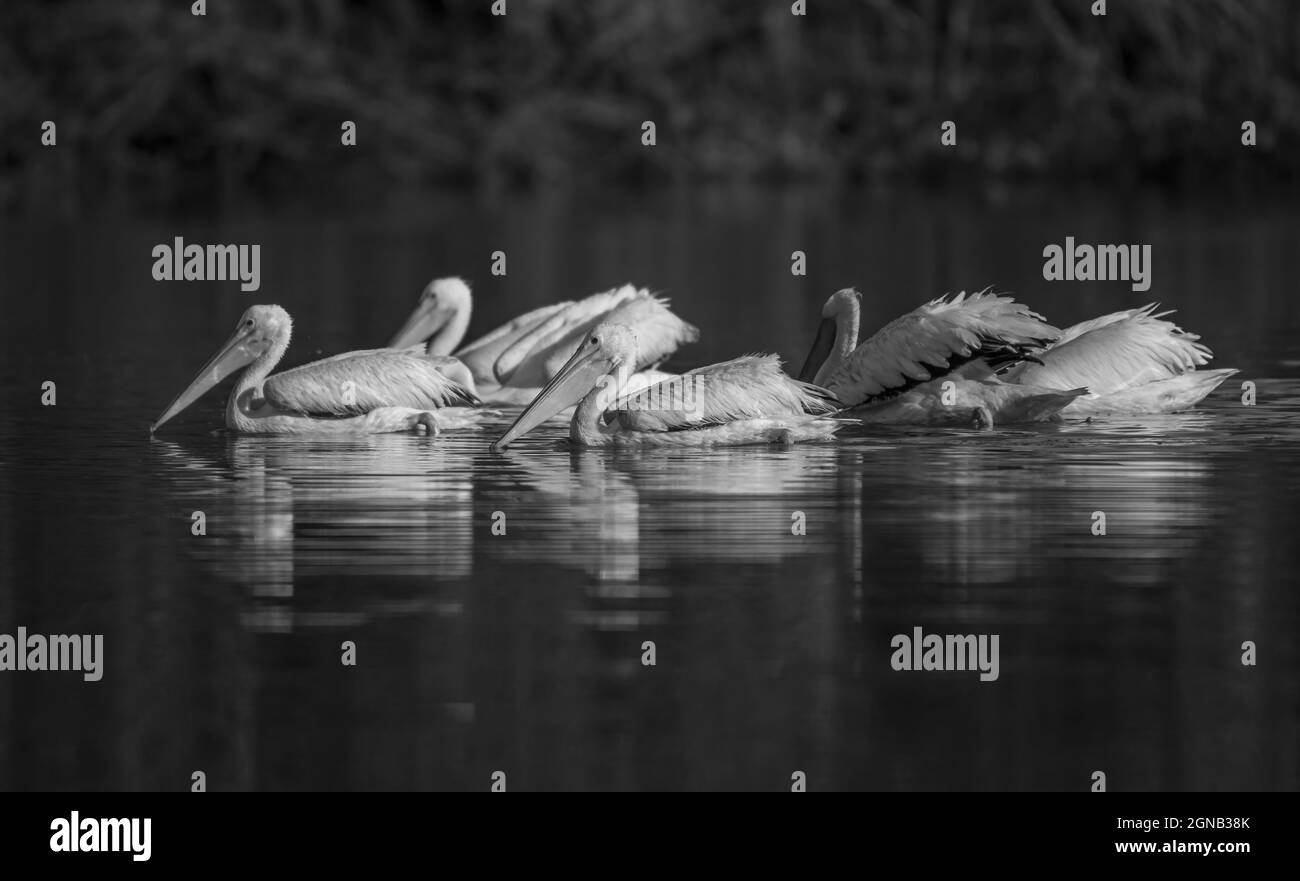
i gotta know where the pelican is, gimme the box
[800,288,1087,428]
[388,278,699,403]
[493,323,843,450]
[152,305,481,435]
[999,304,1237,415]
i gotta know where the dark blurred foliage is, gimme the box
[1,0,1297,205]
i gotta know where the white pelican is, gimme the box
[999,304,1237,415]
[493,323,843,449]
[800,288,1086,428]
[388,278,699,403]
[152,305,480,435]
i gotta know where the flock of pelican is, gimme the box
[151,278,1236,448]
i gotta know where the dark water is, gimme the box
[1,187,1298,791]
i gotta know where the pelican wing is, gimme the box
[592,296,698,369]
[454,301,575,385]
[823,289,1059,405]
[1008,305,1212,395]
[613,354,839,432]
[521,295,698,388]
[492,286,654,385]
[1051,305,1155,347]
[265,348,478,416]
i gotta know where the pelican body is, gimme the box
[152,305,480,435]
[1000,304,1237,415]
[801,288,1085,428]
[389,278,698,403]
[801,288,1235,426]
[494,324,843,450]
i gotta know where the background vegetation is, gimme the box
[1,0,1295,203]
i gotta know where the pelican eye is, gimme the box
[590,336,599,345]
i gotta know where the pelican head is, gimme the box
[493,322,638,451]
[798,288,860,383]
[151,305,291,433]
[388,277,472,352]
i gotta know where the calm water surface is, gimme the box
[0,187,1297,790]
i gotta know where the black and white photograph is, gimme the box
[0,0,1293,854]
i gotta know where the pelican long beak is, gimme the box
[492,344,612,451]
[798,317,837,383]
[151,326,261,433]
[388,299,451,350]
